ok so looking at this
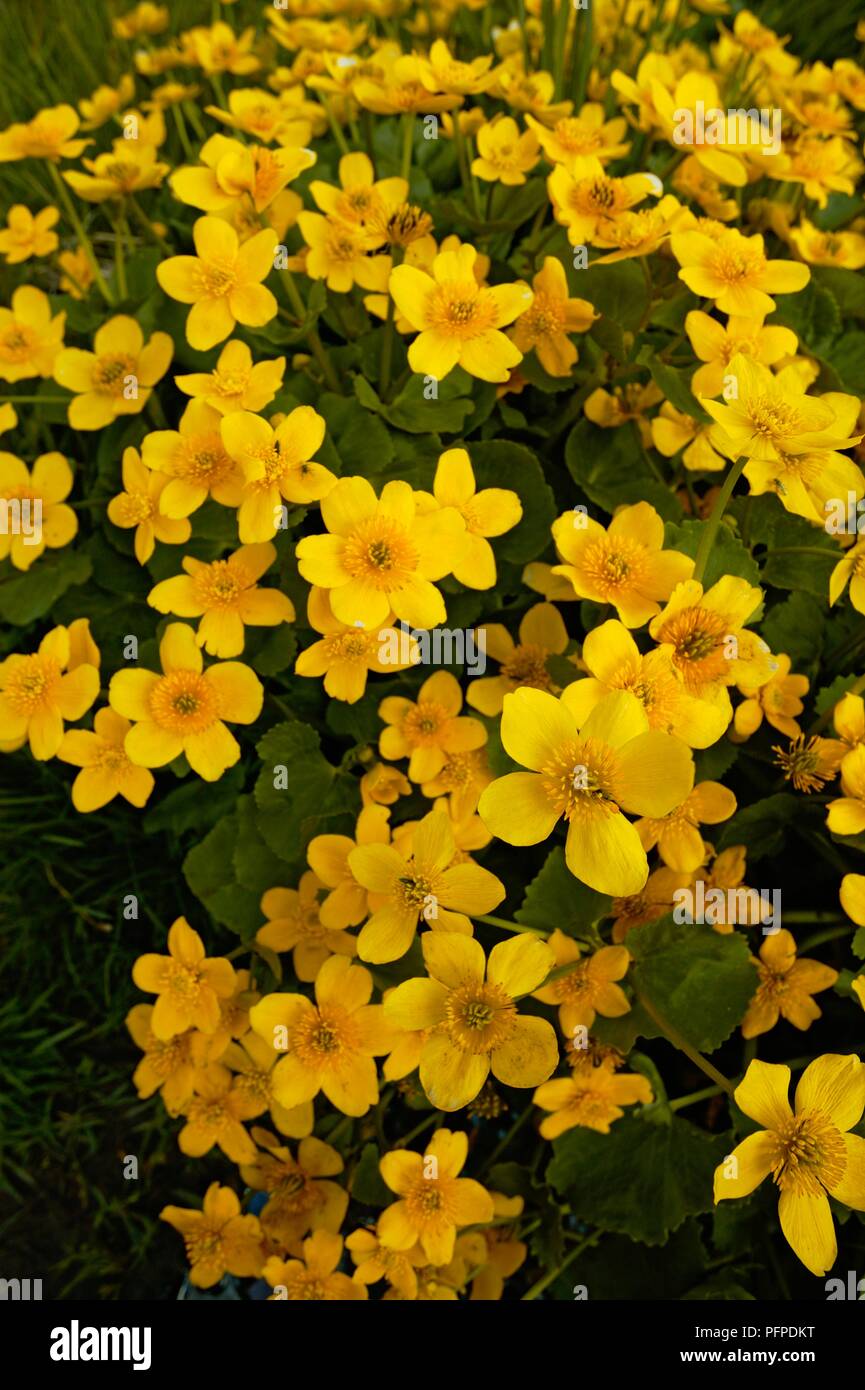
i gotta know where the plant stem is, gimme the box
[692,455,748,584]
[637,991,735,1096]
[278,267,341,393]
[476,913,548,936]
[394,1110,439,1149]
[113,210,128,301]
[669,1082,726,1112]
[400,112,414,184]
[319,95,350,156]
[127,195,170,255]
[522,1232,598,1300]
[379,246,404,400]
[47,161,114,306]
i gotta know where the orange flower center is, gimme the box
[291,1004,359,1070]
[428,281,497,338]
[519,291,565,341]
[579,536,648,600]
[3,656,60,713]
[176,432,233,484]
[501,643,553,690]
[149,671,219,734]
[443,979,516,1053]
[540,736,620,821]
[710,242,765,286]
[769,1109,846,1197]
[342,517,419,588]
[193,560,244,608]
[402,699,448,745]
[93,353,137,396]
[196,258,237,298]
[115,490,154,524]
[0,323,39,362]
[656,605,729,686]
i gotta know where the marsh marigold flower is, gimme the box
[296,475,466,630]
[415,446,522,590]
[175,339,285,415]
[57,707,155,812]
[0,624,98,760]
[534,1059,653,1137]
[348,807,505,963]
[635,780,737,873]
[295,586,417,704]
[0,205,59,264]
[479,688,695,896]
[108,621,263,781]
[263,1230,366,1301]
[240,1128,348,1247]
[0,450,77,571]
[0,105,88,163]
[107,445,192,563]
[671,228,810,316]
[161,1183,263,1289]
[141,399,243,519]
[0,286,65,383]
[53,315,173,430]
[378,670,487,783]
[305,804,392,930]
[132,916,237,1039]
[535,931,631,1036]
[157,215,278,350]
[389,243,533,383]
[741,930,838,1039]
[714,1055,865,1276]
[249,955,392,1117]
[220,405,336,542]
[551,501,693,627]
[255,873,357,982]
[467,602,568,716]
[148,542,294,658]
[384,932,558,1111]
[377,1128,494,1266]
[508,257,597,377]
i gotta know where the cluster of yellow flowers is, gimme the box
[2,0,865,1299]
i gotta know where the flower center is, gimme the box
[342,517,419,588]
[0,324,38,362]
[149,671,218,734]
[770,1110,846,1197]
[290,1004,359,1070]
[500,643,552,689]
[579,536,647,599]
[656,605,730,686]
[196,259,237,298]
[176,432,233,484]
[540,736,620,821]
[93,353,137,396]
[402,700,447,745]
[3,656,59,713]
[193,560,243,608]
[443,980,516,1053]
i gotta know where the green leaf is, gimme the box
[829,330,865,393]
[183,815,262,938]
[852,928,865,960]
[244,623,297,677]
[566,418,681,520]
[626,914,758,1053]
[548,1111,729,1245]
[693,736,739,784]
[716,793,799,861]
[637,346,709,421]
[354,370,477,435]
[467,441,556,565]
[759,510,838,597]
[760,591,824,673]
[253,719,350,869]
[576,259,649,332]
[515,846,611,936]
[815,673,861,715]
[769,281,840,358]
[0,549,92,625]
[142,764,245,837]
[233,795,286,897]
[350,1143,392,1207]
[557,1223,706,1300]
[664,518,761,590]
[317,391,394,478]
[813,265,865,319]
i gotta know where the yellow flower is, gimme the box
[535,931,631,1036]
[493,65,572,123]
[591,193,693,263]
[714,1055,865,1276]
[389,242,533,383]
[0,450,77,571]
[478,688,695,896]
[827,745,865,835]
[0,205,59,264]
[789,218,865,270]
[610,865,683,941]
[255,873,357,982]
[468,602,568,716]
[526,105,630,168]
[650,402,727,472]
[295,585,417,704]
[385,933,558,1110]
[177,1066,259,1163]
[534,1060,653,1137]
[671,229,810,316]
[53,315,172,430]
[584,381,662,443]
[349,806,504,963]
[157,215,277,350]
[703,357,861,463]
[204,87,311,145]
[650,74,767,186]
[418,39,497,96]
[309,151,407,233]
[63,138,170,201]
[551,501,693,627]
[239,1128,348,1248]
[672,155,738,221]
[109,622,263,781]
[0,105,88,163]
[378,670,487,783]
[830,537,865,617]
[346,1228,424,1299]
[742,930,837,1039]
[684,310,798,399]
[548,159,662,245]
[769,136,858,209]
[161,1183,263,1289]
[377,1129,494,1266]
[306,805,392,929]
[564,618,729,749]
[415,447,522,589]
[298,211,392,294]
[471,116,539,185]
[248,954,391,1117]
[78,76,136,130]
[107,445,191,563]
[0,286,65,382]
[141,399,243,519]
[126,1002,209,1113]
[296,475,466,630]
[132,917,238,1039]
[191,21,260,76]
[221,405,335,541]
[263,1231,367,1301]
[0,624,98,760]
[148,541,294,657]
[57,707,155,812]
[113,3,169,40]
[58,247,95,299]
[508,256,596,377]
[361,761,411,807]
[775,733,845,794]
[650,576,769,705]
[353,55,462,116]
[175,339,285,417]
[732,653,808,741]
[636,780,737,872]
[171,134,314,214]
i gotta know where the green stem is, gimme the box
[379,246,404,400]
[692,455,748,584]
[522,1232,599,1300]
[113,210,129,301]
[637,991,735,1096]
[278,267,341,394]
[127,195,171,255]
[47,161,114,306]
[173,103,194,162]
[394,1110,439,1149]
[0,396,71,404]
[669,1082,726,1112]
[482,1102,535,1173]
[798,925,851,952]
[319,95,350,156]
[476,913,548,937]
[400,112,414,184]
